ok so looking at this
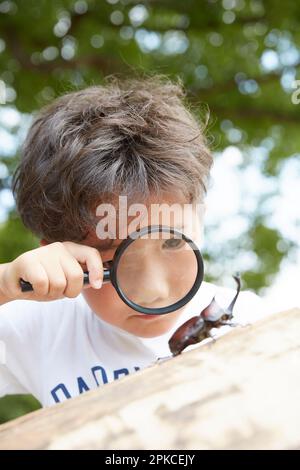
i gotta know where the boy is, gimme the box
[0,77,263,407]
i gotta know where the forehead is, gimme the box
[84,190,195,246]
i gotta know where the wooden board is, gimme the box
[0,308,299,450]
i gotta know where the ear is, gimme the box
[40,239,49,247]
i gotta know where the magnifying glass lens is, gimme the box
[115,233,198,310]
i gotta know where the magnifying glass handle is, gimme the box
[20,268,111,292]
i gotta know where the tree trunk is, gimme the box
[0,308,300,450]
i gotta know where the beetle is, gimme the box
[168,275,241,356]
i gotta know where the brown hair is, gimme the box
[12,76,213,242]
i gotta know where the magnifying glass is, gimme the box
[20,225,204,315]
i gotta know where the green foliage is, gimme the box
[0,211,38,262]
[243,219,296,290]
[0,394,41,424]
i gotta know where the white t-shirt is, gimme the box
[0,282,265,407]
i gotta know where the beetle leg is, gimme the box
[208,332,217,343]
[219,320,240,327]
[156,355,173,364]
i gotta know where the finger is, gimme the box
[5,259,49,299]
[62,242,103,289]
[59,256,84,298]
[21,263,50,297]
[40,260,67,299]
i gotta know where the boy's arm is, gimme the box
[0,264,11,306]
[0,295,52,399]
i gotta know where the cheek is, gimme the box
[82,284,118,312]
[81,284,130,323]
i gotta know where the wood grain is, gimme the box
[0,308,299,450]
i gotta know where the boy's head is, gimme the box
[13,76,213,337]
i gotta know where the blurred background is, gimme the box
[0,0,299,423]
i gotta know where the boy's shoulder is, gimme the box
[0,294,89,339]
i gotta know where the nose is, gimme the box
[125,257,170,307]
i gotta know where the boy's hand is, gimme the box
[0,242,103,303]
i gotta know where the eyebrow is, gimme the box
[95,224,186,251]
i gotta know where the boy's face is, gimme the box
[41,191,204,338]
[81,191,204,338]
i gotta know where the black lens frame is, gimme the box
[102,225,204,315]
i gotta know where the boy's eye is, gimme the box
[103,260,113,269]
[162,238,185,250]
